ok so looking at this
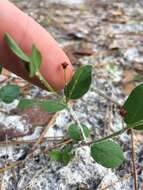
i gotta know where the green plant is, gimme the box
[2,33,143,169]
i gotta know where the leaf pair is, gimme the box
[4,33,42,77]
[67,124,124,168]
[5,33,92,99]
[49,145,74,165]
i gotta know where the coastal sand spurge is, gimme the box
[1,33,143,168]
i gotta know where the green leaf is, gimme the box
[134,125,143,130]
[0,84,20,103]
[29,45,42,77]
[68,124,90,141]
[63,144,73,153]
[39,100,67,113]
[62,152,73,165]
[18,99,67,113]
[123,84,143,129]
[127,120,143,130]
[49,151,63,162]
[90,140,124,168]
[62,145,74,165]
[133,74,143,82]
[4,33,30,62]
[64,65,92,99]
[18,99,36,110]
[49,149,74,165]
[4,33,42,78]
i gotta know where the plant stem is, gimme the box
[36,71,59,96]
[63,68,69,104]
[68,106,87,142]
[130,129,138,190]
[64,69,67,86]
[0,126,128,174]
[86,126,128,146]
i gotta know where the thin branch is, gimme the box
[0,136,66,145]
[0,119,128,174]
[0,125,128,174]
[0,138,72,174]
[0,108,9,115]
[85,126,128,146]
[0,160,23,174]
[130,129,138,190]
[36,71,59,96]
[30,112,59,153]
[44,139,72,153]
[93,87,121,107]
[68,106,87,142]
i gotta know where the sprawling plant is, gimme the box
[1,33,143,168]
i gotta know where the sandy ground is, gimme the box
[0,0,143,189]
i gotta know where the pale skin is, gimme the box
[0,0,73,91]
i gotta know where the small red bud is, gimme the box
[119,107,127,117]
[61,62,68,69]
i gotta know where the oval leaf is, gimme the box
[0,84,20,103]
[49,149,74,165]
[68,124,90,141]
[49,150,63,162]
[18,99,67,113]
[90,140,124,168]
[18,99,36,110]
[29,45,42,77]
[64,65,92,99]
[39,101,67,113]
[4,33,30,62]
[62,152,73,166]
[123,84,143,129]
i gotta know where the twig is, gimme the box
[44,139,72,153]
[0,117,128,174]
[0,125,127,174]
[0,139,72,174]
[0,113,67,174]
[0,108,9,115]
[130,129,138,190]
[93,87,121,107]
[85,126,128,146]
[0,160,23,174]
[5,134,8,166]
[30,112,59,153]
[0,136,66,145]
